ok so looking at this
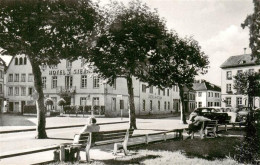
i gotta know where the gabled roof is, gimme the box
[220,54,258,69]
[193,81,221,92]
[193,83,207,91]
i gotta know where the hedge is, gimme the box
[24,105,37,114]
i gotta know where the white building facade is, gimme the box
[193,81,221,108]
[220,54,260,108]
[0,58,5,112]
[5,55,180,117]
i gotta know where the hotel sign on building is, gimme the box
[5,54,181,117]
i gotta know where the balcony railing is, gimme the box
[57,86,76,95]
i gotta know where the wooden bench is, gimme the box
[204,120,218,137]
[69,129,134,162]
[190,120,218,139]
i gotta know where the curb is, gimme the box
[0,121,129,134]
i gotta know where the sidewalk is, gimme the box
[0,129,185,165]
[0,116,130,133]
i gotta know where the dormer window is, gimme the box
[238,60,246,64]
[19,57,23,65]
[15,58,18,65]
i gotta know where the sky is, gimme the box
[0,0,254,86]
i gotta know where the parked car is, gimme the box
[189,107,230,124]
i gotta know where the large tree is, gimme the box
[0,0,99,138]
[242,0,260,62]
[90,0,168,129]
[147,32,209,124]
[233,71,260,164]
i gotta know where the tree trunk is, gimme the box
[30,58,48,139]
[126,76,137,129]
[179,85,187,124]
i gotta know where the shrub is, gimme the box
[23,105,37,114]
[235,112,260,164]
[64,105,71,114]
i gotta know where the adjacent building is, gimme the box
[5,55,180,116]
[0,58,6,113]
[193,80,221,108]
[220,54,260,108]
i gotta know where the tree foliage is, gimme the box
[147,32,209,123]
[234,71,260,164]
[0,0,100,138]
[90,0,168,129]
[242,0,260,62]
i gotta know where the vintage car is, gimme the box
[189,107,230,124]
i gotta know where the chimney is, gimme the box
[244,48,247,54]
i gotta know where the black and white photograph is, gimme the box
[0,0,259,164]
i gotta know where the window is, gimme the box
[236,97,242,105]
[198,102,202,107]
[14,74,19,82]
[52,76,58,89]
[176,86,179,92]
[0,84,2,93]
[164,101,167,110]
[158,88,160,95]
[149,86,153,94]
[66,60,72,68]
[81,75,87,88]
[80,97,87,105]
[168,102,170,110]
[237,70,243,75]
[15,87,19,96]
[19,57,23,65]
[226,71,232,80]
[24,57,27,65]
[167,89,169,96]
[81,58,86,67]
[15,58,18,65]
[93,97,99,106]
[198,92,202,97]
[158,101,160,111]
[226,97,231,106]
[112,79,116,89]
[28,87,33,95]
[142,100,145,111]
[21,74,26,82]
[150,100,152,111]
[0,70,2,78]
[112,98,116,111]
[8,87,13,96]
[8,74,13,82]
[21,87,26,96]
[120,100,124,109]
[65,76,73,88]
[142,84,146,93]
[208,92,210,97]
[42,77,46,89]
[93,76,100,88]
[163,89,165,96]
[226,84,231,93]
[28,73,33,82]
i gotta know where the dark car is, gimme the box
[189,107,230,124]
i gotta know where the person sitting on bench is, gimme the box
[80,117,100,134]
[73,117,100,145]
[187,112,211,137]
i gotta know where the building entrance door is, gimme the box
[21,101,26,114]
[9,102,13,112]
